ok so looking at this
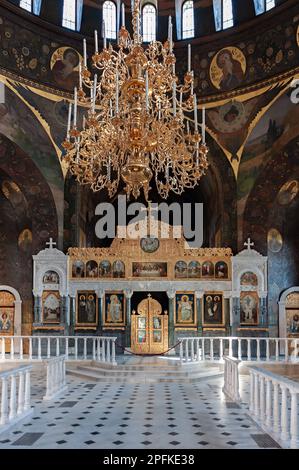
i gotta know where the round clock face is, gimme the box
[140,237,160,254]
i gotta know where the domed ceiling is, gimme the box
[5,0,289,42]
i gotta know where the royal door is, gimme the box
[131,294,168,354]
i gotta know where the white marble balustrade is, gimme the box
[43,356,68,401]
[179,337,299,363]
[223,356,241,403]
[0,365,33,434]
[249,366,299,449]
[0,336,117,365]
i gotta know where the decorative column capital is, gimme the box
[97,289,105,299]
[195,291,204,300]
[166,289,176,299]
[124,289,133,299]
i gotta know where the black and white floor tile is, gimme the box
[0,369,281,449]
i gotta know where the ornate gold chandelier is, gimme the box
[62,0,209,200]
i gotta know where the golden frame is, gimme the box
[240,291,259,326]
[76,291,98,328]
[42,290,61,324]
[175,291,197,327]
[202,292,225,327]
[103,291,126,328]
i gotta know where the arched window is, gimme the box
[20,0,42,14]
[63,0,77,30]
[253,0,275,15]
[103,1,117,40]
[213,0,234,31]
[62,0,83,31]
[142,4,156,42]
[266,0,275,10]
[182,1,194,40]
[20,0,32,11]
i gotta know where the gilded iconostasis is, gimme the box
[0,0,299,337]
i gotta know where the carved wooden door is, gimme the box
[131,295,168,355]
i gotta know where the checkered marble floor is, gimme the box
[0,367,281,449]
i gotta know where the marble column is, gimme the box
[259,294,268,327]
[231,293,240,336]
[69,296,76,335]
[125,289,133,348]
[97,290,105,333]
[224,294,231,335]
[195,291,204,335]
[33,295,42,325]
[167,289,176,348]
[60,296,66,326]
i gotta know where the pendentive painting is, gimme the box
[240,292,259,325]
[77,292,98,326]
[203,293,224,327]
[104,292,126,327]
[42,291,61,324]
[175,292,196,326]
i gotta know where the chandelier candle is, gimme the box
[62,0,209,200]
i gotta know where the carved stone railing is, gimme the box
[0,365,33,434]
[248,366,299,449]
[43,356,67,401]
[178,337,299,363]
[223,356,241,403]
[0,336,117,365]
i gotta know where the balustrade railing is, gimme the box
[223,356,241,403]
[249,366,299,449]
[43,356,67,401]
[0,365,33,434]
[179,337,299,363]
[0,336,117,365]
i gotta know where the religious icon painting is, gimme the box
[240,271,258,287]
[188,261,201,278]
[42,291,61,324]
[240,292,259,326]
[286,310,299,336]
[76,292,98,327]
[175,261,188,279]
[153,331,162,343]
[203,293,224,327]
[72,260,85,278]
[0,291,14,335]
[138,317,146,329]
[215,261,228,279]
[202,261,215,277]
[175,292,197,327]
[137,329,147,344]
[104,292,126,327]
[99,260,112,278]
[86,260,98,278]
[43,270,60,285]
[112,260,125,278]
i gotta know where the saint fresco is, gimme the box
[42,291,60,324]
